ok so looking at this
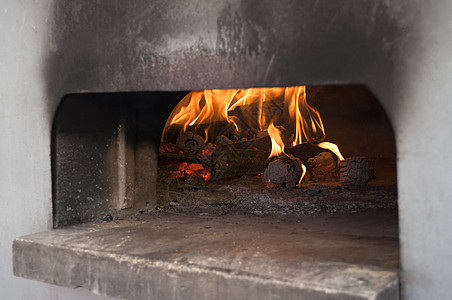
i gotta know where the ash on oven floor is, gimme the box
[158,173,397,219]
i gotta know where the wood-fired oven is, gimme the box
[9,1,452,300]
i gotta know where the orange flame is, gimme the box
[285,86,325,146]
[169,89,239,131]
[162,86,344,162]
[268,122,285,158]
[317,142,344,161]
[298,164,307,186]
[163,88,288,142]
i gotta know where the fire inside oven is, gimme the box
[52,85,396,226]
[156,85,396,216]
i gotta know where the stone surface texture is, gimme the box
[14,212,399,300]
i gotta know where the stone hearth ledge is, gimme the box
[13,213,399,300]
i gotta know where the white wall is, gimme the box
[0,1,114,299]
[395,2,452,299]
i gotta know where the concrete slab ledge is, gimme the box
[13,213,399,300]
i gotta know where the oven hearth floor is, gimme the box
[13,210,399,300]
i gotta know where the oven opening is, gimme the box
[49,85,399,298]
[53,85,396,225]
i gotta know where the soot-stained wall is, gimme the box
[43,1,452,298]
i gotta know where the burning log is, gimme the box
[285,143,332,164]
[159,152,203,164]
[223,126,292,152]
[339,157,369,187]
[229,135,272,151]
[159,142,180,154]
[159,87,347,186]
[216,122,239,142]
[210,149,268,181]
[238,128,259,140]
[306,152,339,180]
[176,132,205,155]
[262,154,304,188]
[158,162,211,182]
[159,147,214,168]
[163,121,238,144]
[214,135,233,150]
[229,99,285,130]
[203,142,217,154]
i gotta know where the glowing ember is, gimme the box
[171,162,211,181]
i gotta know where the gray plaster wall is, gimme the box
[0,1,114,299]
[395,2,452,299]
[1,0,451,299]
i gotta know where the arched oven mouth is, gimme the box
[14,85,399,300]
[51,85,397,226]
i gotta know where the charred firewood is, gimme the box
[204,142,217,153]
[229,99,285,130]
[224,127,292,152]
[285,143,334,164]
[216,122,239,142]
[159,152,202,164]
[306,152,339,180]
[215,135,233,150]
[228,135,272,151]
[262,154,304,188]
[163,121,238,144]
[158,152,212,169]
[210,149,268,180]
[339,157,369,187]
[159,142,180,154]
[238,128,258,140]
[176,132,205,155]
